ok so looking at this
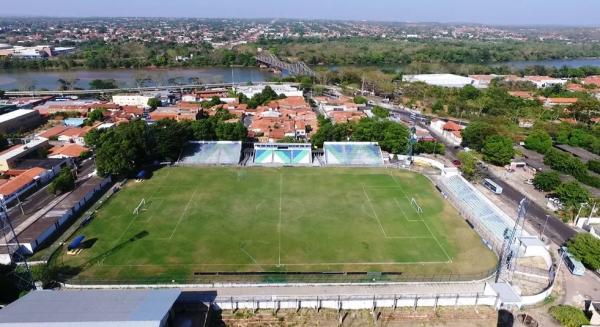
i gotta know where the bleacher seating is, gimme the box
[439,174,524,243]
[179,141,242,165]
[324,142,384,166]
[254,144,312,165]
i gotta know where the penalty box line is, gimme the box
[388,169,454,263]
[362,184,434,240]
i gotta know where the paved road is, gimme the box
[384,103,577,246]
[484,171,576,245]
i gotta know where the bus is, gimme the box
[560,246,586,276]
[483,178,503,194]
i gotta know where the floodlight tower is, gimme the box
[495,198,527,283]
[0,200,34,290]
[407,112,418,164]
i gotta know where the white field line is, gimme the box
[168,188,198,240]
[393,198,423,222]
[278,174,283,267]
[388,169,453,263]
[240,247,265,270]
[362,184,390,238]
[362,184,435,240]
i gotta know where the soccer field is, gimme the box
[58,167,497,283]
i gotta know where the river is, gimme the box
[0,67,273,91]
[2,58,600,91]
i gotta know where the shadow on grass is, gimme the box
[54,231,149,282]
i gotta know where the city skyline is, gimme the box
[2,0,600,26]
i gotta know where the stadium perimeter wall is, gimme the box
[61,158,553,308]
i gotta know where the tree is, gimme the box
[431,100,444,113]
[482,135,514,166]
[459,85,481,101]
[371,106,390,119]
[353,95,368,104]
[147,98,161,109]
[0,90,4,99]
[533,171,561,192]
[457,151,477,179]
[549,305,589,327]
[95,121,154,176]
[152,119,190,162]
[524,129,553,154]
[544,149,587,178]
[89,79,118,90]
[567,233,600,270]
[555,181,590,208]
[461,121,497,151]
[48,167,75,194]
[215,121,247,141]
[414,141,445,155]
[85,109,105,125]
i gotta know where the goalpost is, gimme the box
[411,197,423,214]
[133,198,146,215]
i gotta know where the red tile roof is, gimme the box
[0,167,46,197]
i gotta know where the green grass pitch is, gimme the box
[58,167,497,283]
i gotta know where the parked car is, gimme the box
[452,160,462,167]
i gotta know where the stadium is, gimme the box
[56,141,502,284]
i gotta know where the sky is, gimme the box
[2,0,600,26]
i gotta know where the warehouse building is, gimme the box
[0,289,181,327]
[0,109,42,134]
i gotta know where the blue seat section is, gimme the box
[179,141,242,165]
[253,144,312,165]
[323,142,384,166]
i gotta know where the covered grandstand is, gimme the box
[254,143,312,165]
[324,142,384,166]
[179,141,242,165]
[438,174,528,250]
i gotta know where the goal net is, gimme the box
[133,198,147,215]
[411,197,423,214]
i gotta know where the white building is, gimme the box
[523,76,568,89]
[403,74,476,88]
[112,94,157,107]
[235,84,303,98]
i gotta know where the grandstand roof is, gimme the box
[0,289,181,327]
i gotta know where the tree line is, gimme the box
[85,110,246,176]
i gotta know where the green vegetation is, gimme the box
[147,98,161,109]
[56,167,496,282]
[48,167,75,194]
[87,111,247,176]
[457,151,478,179]
[549,305,590,327]
[371,106,390,119]
[461,121,499,151]
[353,95,368,104]
[311,115,409,154]
[414,141,445,155]
[89,79,118,90]
[482,135,515,166]
[567,233,600,270]
[524,129,553,154]
[237,85,287,109]
[84,109,105,126]
[555,181,590,209]
[266,38,600,67]
[533,171,562,192]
